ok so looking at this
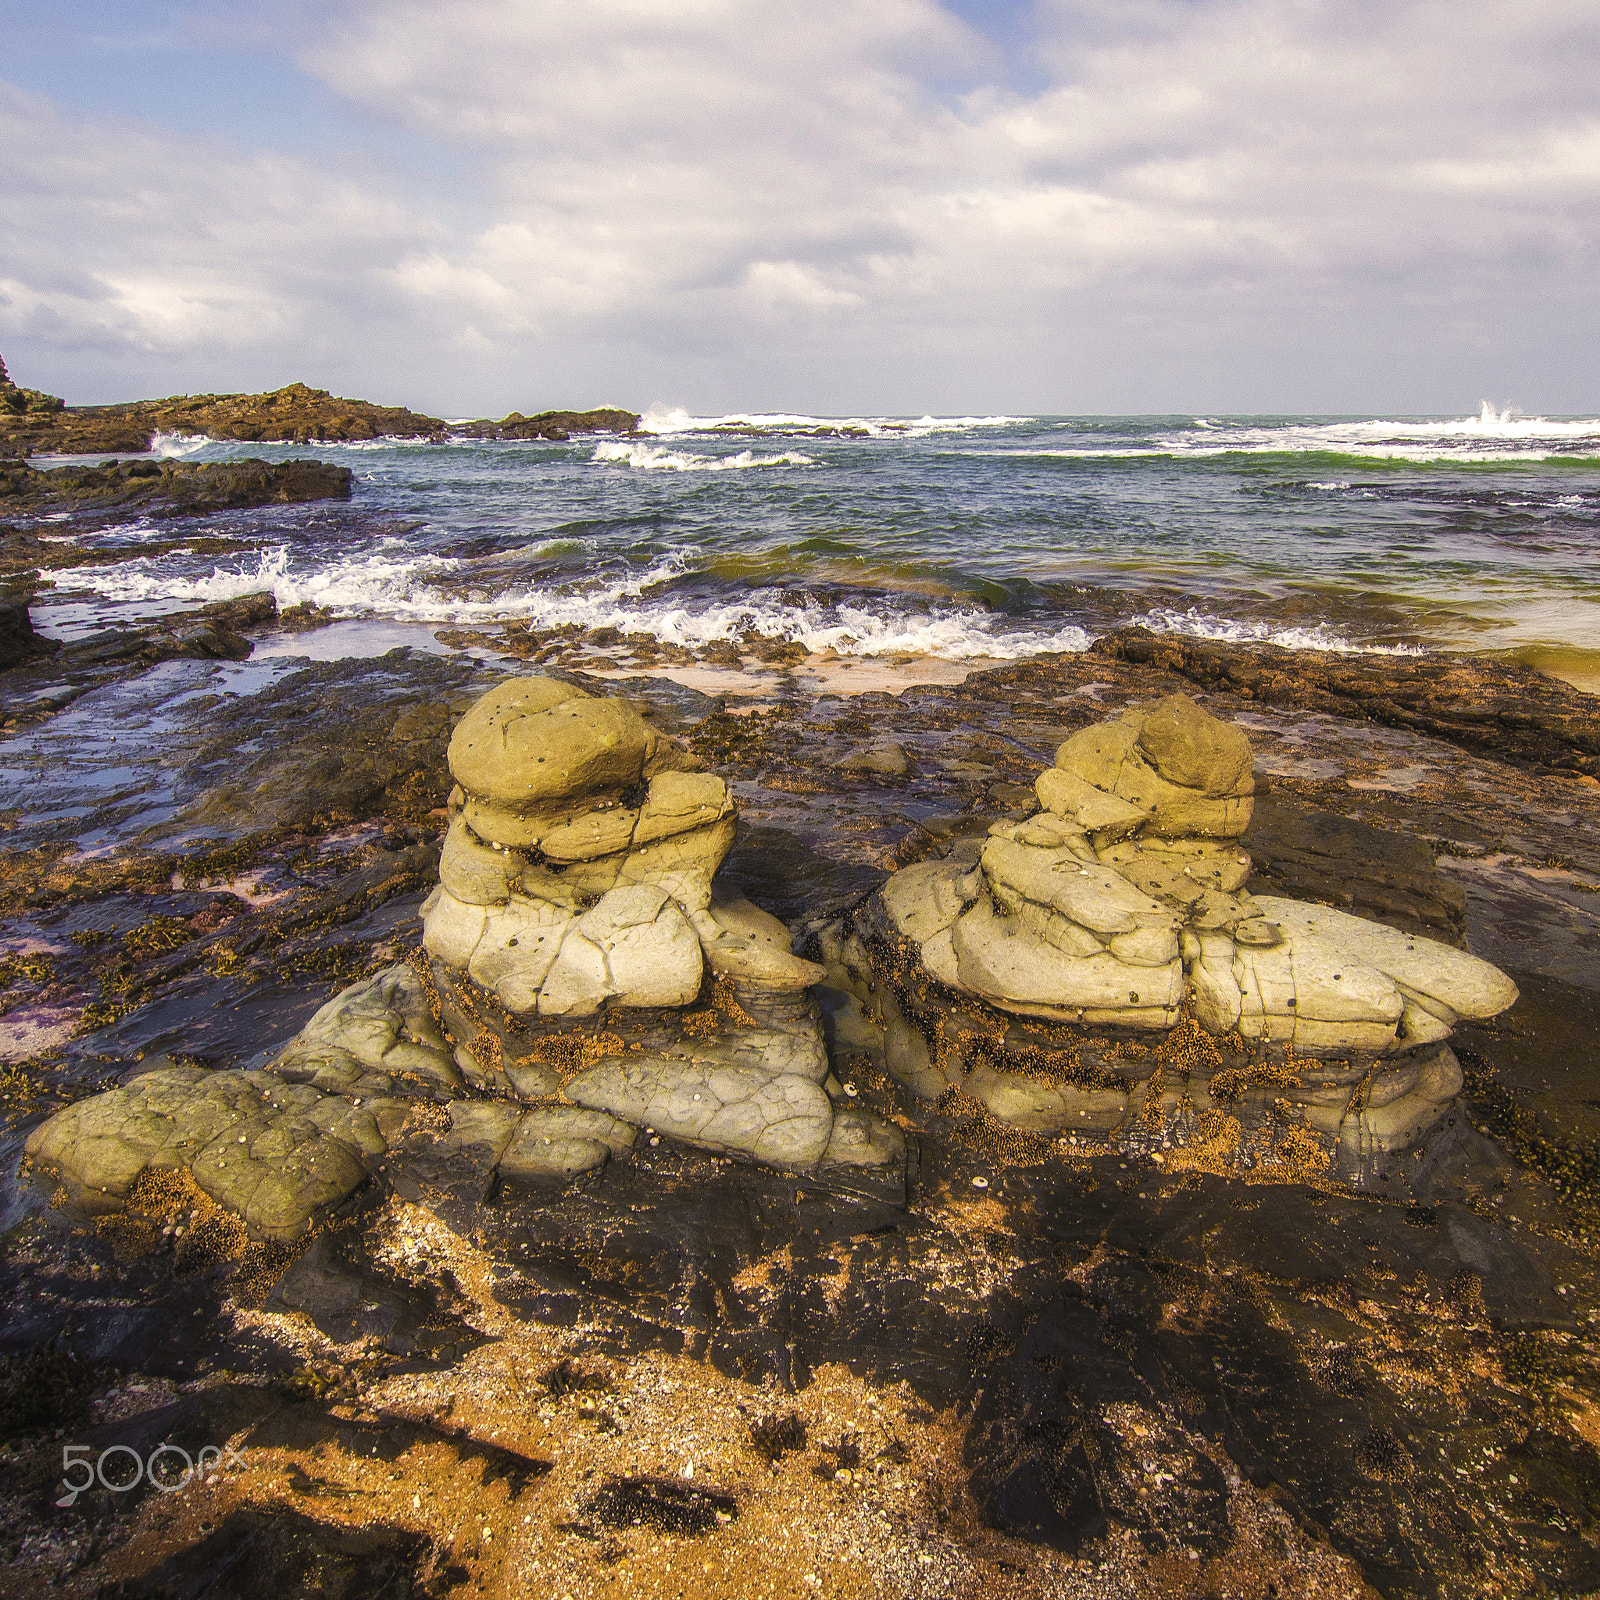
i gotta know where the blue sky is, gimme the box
[2,0,1597,414]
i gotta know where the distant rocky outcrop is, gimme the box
[0,350,64,432]
[0,379,445,457]
[451,408,641,442]
[0,357,641,457]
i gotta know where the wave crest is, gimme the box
[591,440,817,472]
[1132,607,1425,656]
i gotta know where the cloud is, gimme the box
[2,0,1598,409]
[0,78,444,397]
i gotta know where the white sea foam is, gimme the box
[54,544,456,613]
[637,407,1023,440]
[1132,607,1426,656]
[1384,401,1600,440]
[969,404,1600,467]
[590,440,817,472]
[57,542,1426,663]
[150,432,211,458]
[54,543,1089,661]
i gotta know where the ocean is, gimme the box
[30,405,1600,691]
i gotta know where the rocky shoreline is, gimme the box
[0,365,642,458]
[1,456,351,523]
[0,349,1596,1600]
[0,605,1591,1599]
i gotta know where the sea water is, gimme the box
[29,405,1600,690]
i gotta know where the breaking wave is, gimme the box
[637,408,1023,439]
[54,545,1088,660]
[590,440,817,472]
[150,433,211,458]
[1132,607,1426,656]
[58,545,1435,663]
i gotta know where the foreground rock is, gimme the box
[24,686,1518,1243]
[4,649,1597,1600]
[0,457,351,521]
[25,674,905,1238]
[829,693,1517,1175]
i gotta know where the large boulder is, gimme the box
[425,678,757,1016]
[1046,694,1256,840]
[23,1065,408,1242]
[854,691,1519,1167]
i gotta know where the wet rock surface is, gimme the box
[0,457,351,522]
[1094,624,1600,780]
[0,642,1596,1599]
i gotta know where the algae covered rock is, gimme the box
[23,1065,402,1241]
[23,671,879,1245]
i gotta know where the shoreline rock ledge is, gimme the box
[24,676,904,1240]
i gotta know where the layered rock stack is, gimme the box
[824,694,1517,1168]
[21,685,1521,1243]
[423,677,814,1014]
[24,677,902,1242]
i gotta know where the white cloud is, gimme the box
[743,262,865,314]
[2,0,1598,409]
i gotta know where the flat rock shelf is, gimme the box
[1,643,1597,1600]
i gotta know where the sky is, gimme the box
[1,0,1597,416]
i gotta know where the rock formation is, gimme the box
[1,379,640,458]
[450,407,641,441]
[0,350,63,420]
[22,687,1520,1239]
[24,676,902,1240]
[823,693,1517,1169]
[1,382,444,457]
[0,456,351,519]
